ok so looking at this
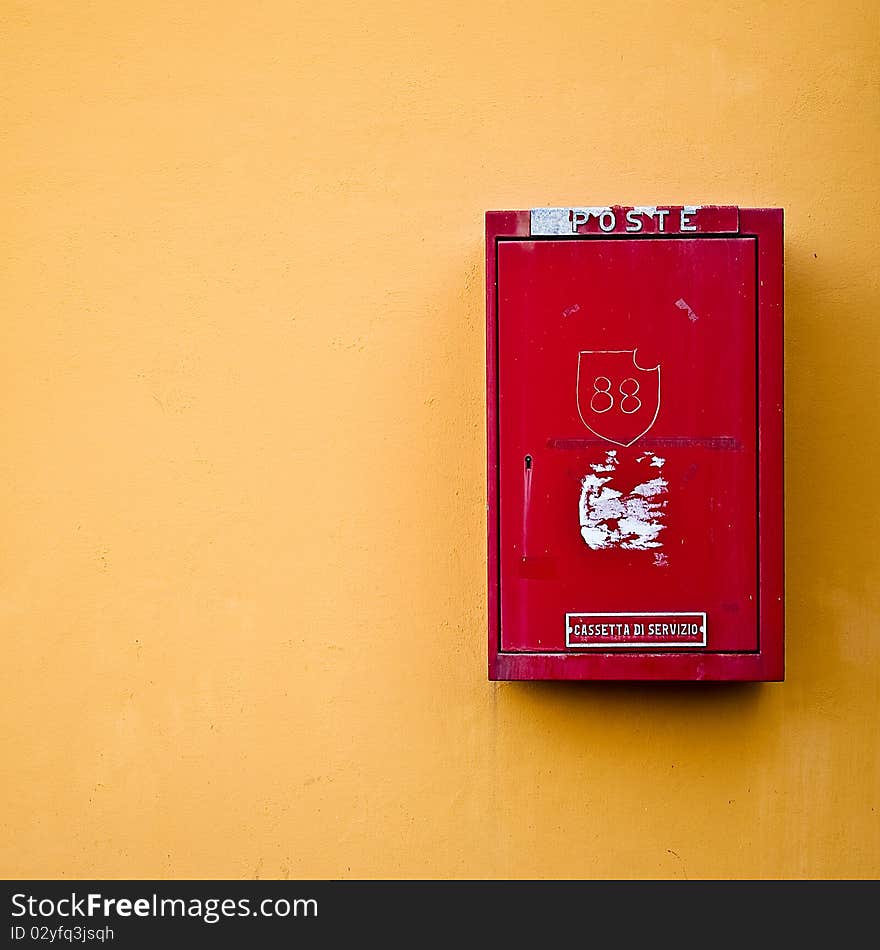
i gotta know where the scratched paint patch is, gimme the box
[675,297,699,322]
[579,450,668,550]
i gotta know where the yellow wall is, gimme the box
[2,1,878,879]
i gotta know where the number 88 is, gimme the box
[591,376,642,414]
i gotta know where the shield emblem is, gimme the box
[576,349,661,447]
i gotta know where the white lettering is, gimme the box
[625,210,643,232]
[569,615,704,641]
[598,210,616,232]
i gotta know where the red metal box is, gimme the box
[486,206,783,681]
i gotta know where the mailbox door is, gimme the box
[486,208,783,681]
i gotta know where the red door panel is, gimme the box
[497,237,758,654]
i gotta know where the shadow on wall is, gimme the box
[783,238,880,693]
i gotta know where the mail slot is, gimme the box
[486,206,783,681]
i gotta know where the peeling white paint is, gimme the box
[579,451,668,551]
[675,297,699,322]
[531,207,612,235]
[631,476,668,497]
[590,448,617,473]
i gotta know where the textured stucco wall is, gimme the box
[2,1,878,878]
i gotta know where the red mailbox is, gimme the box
[486,206,783,681]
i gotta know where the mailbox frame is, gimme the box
[486,207,783,681]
